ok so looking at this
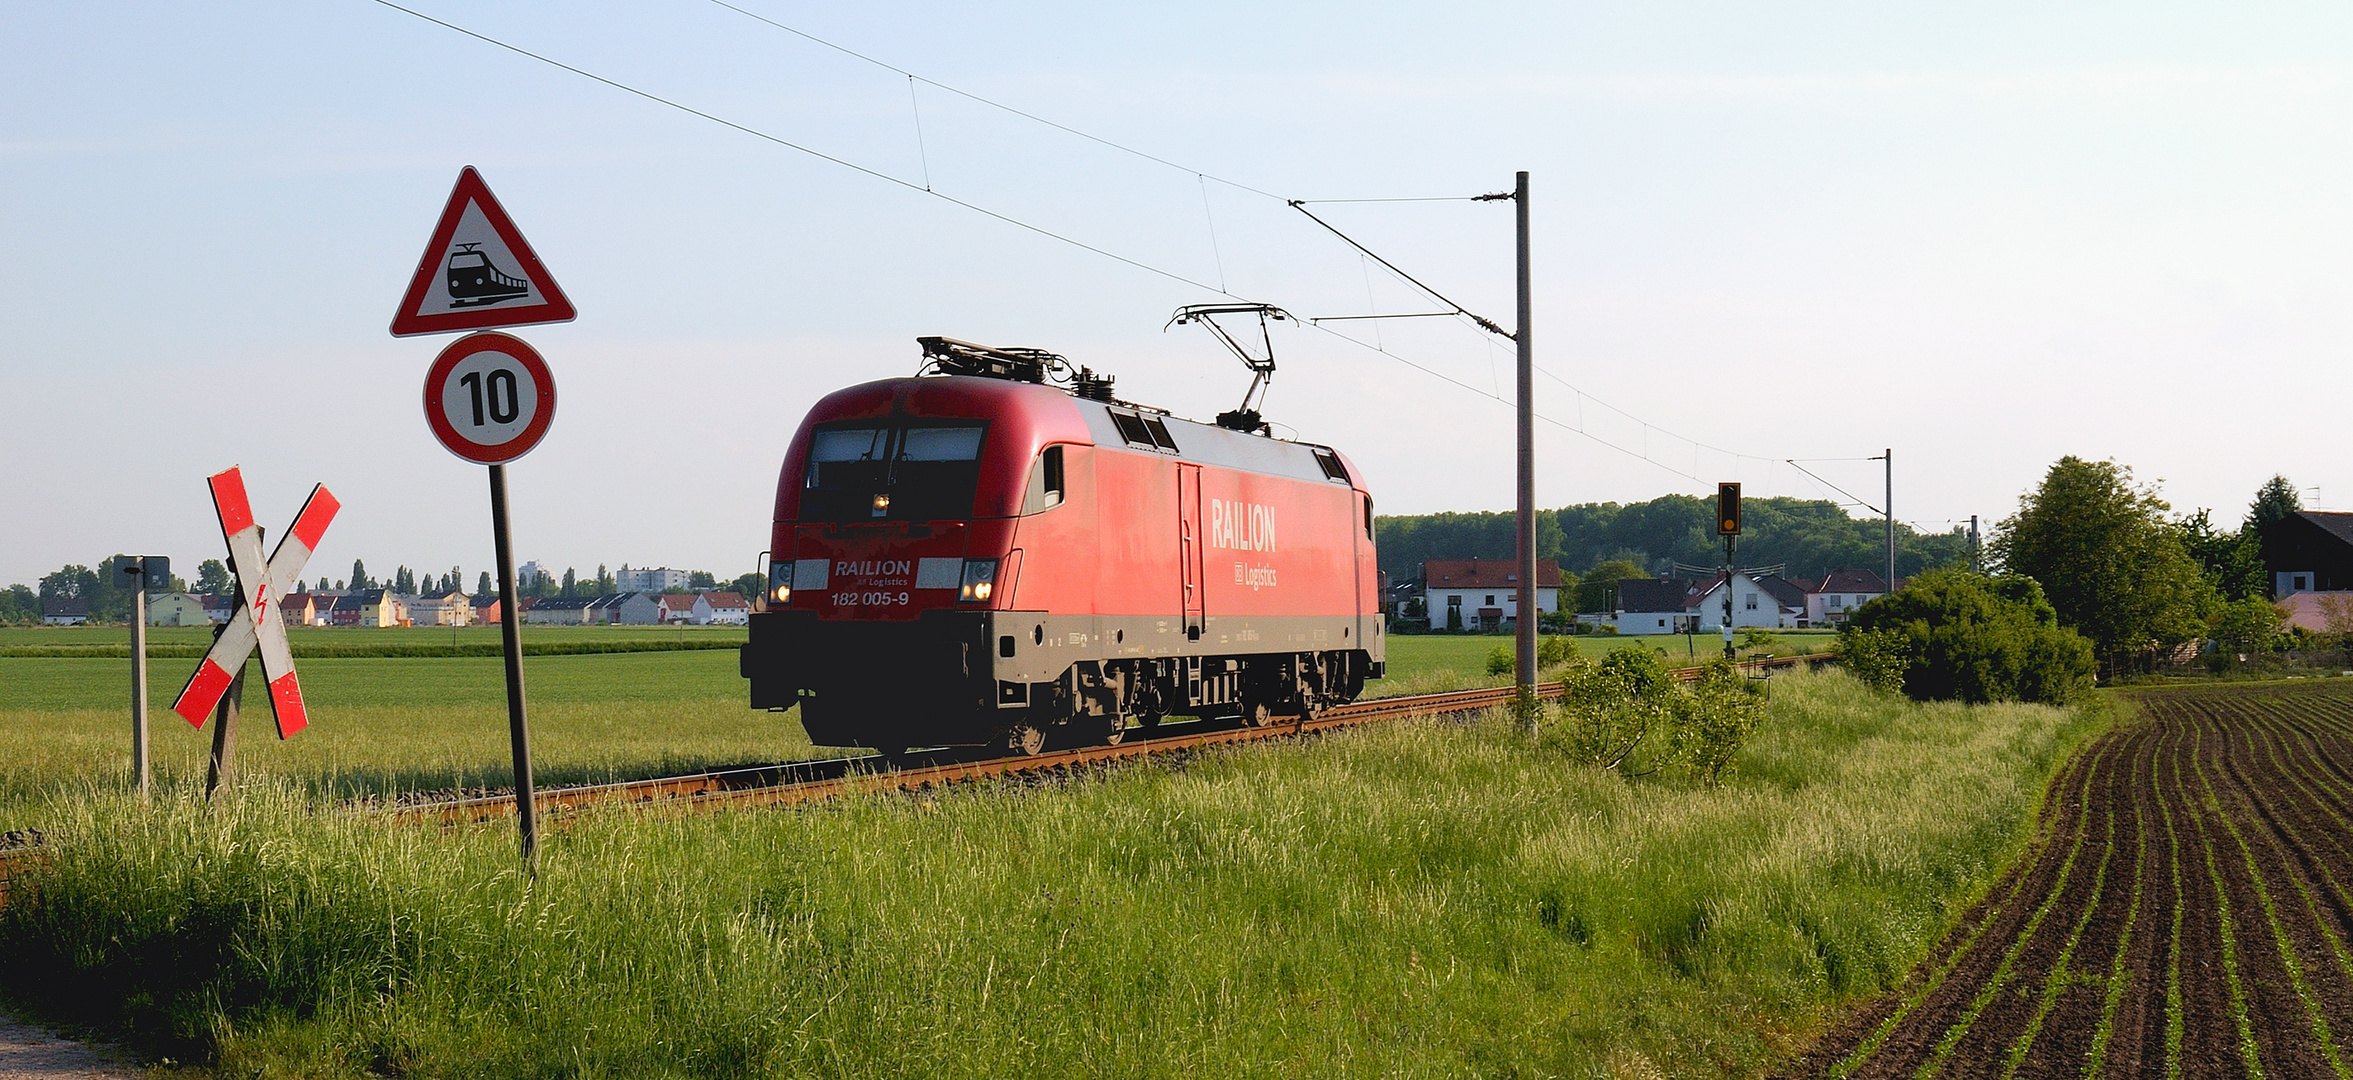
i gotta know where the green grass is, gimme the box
[0,637,1520,811]
[0,651,812,807]
[0,669,2101,1079]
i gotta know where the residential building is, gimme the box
[523,595,628,625]
[1613,578,1700,635]
[617,567,691,593]
[200,594,236,624]
[1417,558,1565,632]
[150,592,211,627]
[2277,591,2353,634]
[1689,571,1807,631]
[277,592,319,628]
[40,597,90,626]
[517,561,551,589]
[2261,511,2353,597]
[331,589,405,627]
[471,597,502,625]
[611,592,662,626]
[656,593,698,624]
[405,590,474,627]
[1802,569,1892,626]
[699,591,750,625]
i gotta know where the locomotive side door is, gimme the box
[1178,463,1204,639]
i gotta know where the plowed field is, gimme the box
[1780,680,2353,1079]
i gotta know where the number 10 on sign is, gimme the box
[424,332,555,465]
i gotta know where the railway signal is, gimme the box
[171,468,340,742]
[1716,482,1740,661]
[389,166,576,337]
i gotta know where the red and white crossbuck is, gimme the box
[171,467,340,738]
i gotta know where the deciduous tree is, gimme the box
[1989,457,2215,671]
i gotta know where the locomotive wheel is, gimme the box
[1136,708,1163,730]
[1242,700,1273,728]
[1006,723,1046,756]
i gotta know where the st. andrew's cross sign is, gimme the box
[171,467,340,739]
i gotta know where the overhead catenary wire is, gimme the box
[372,1,1911,509]
[367,0,1244,299]
[703,0,1287,202]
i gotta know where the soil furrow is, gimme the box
[1782,683,2353,1080]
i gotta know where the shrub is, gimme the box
[1670,660,1764,785]
[1838,569,2095,705]
[1833,628,1913,694]
[1551,650,1763,784]
[1486,646,1514,676]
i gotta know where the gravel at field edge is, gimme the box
[0,1015,145,1080]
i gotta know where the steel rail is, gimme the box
[390,652,1828,828]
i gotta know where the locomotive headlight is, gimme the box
[871,493,891,517]
[959,559,998,603]
[768,560,793,606]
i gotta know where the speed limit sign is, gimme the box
[422,332,556,464]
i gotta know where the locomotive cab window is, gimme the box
[1024,445,1066,514]
[1362,494,1374,540]
[800,422,988,523]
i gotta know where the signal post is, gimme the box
[1717,483,1741,662]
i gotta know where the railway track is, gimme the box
[392,651,1827,828]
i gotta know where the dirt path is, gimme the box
[1775,680,2353,1079]
[0,1016,144,1080]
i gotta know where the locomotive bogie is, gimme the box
[742,369,1383,754]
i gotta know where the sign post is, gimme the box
[114,555,166,798]
[395,166,574,865]
[420,331,558,863]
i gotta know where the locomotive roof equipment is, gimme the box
[1165,303,1292,436]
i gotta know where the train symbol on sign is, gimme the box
[446,243,531,307]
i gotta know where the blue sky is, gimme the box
[5,2,2350,586]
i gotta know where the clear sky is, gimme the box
[5,2,2349,588]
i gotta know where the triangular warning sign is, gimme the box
[389,166,577,337]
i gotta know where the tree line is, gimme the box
[1377,494,1975,589]
[1,555,765,625]
[1839,461,2310,703]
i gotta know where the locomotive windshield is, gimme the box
[801,422,988,522]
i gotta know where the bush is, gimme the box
[1838,569,2095,705]
[1671,660,1765,785]
[1486,646,1514,676]
[1834,628,1912,694]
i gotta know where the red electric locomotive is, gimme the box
[740,336,1385,756]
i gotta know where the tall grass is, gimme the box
[0,670,2098,1079]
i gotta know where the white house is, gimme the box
[1802,569,1891,626]
[698,591,750,625]
[1689,571,1808,631]
[1612,578,1704,635]
[40,597,90,626]
[1418,558,1564,632]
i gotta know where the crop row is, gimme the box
[1784,681,2353,1079]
